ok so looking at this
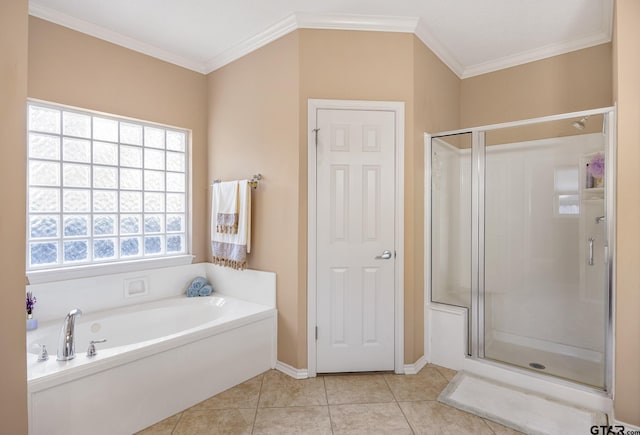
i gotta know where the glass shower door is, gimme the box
[431,133,472,309]
[430,133,473,354]
[482,119,608,388]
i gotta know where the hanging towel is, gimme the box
[211,179,251,270]
[213,181,239,234]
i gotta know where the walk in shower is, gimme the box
[427,108,615,391]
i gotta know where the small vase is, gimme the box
[594,177,604,188]
[26,314,38,331]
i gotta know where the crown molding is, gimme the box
[29,6,614,79]
[461,30,612,79]
[204,13,420,73]
[204,13,298,73]
[601,0,614,41]
[295,12,419,33]
[29,3,207,73]
[414,19,465,78]
[461,0,613,79]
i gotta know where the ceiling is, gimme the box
[28,0,613,78]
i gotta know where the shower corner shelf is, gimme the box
[580,151,605,200]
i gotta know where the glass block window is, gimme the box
[27,101,189,270]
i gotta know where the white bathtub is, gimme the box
[27,270,277,435]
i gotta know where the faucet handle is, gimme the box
[86,339,107,357]
[37,344,49,362]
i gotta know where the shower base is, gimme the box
[485,338,604,389]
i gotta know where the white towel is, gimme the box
[211,180,251,269]
[213,181,239,234]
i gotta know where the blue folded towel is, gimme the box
[198,285,213,297]
[187,276,207,297]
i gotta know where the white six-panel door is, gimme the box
[315,108,396,373]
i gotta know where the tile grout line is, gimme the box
[382,373,401,403]
[434,366,451,382]
[395,401,417,435]
[432,366,450,384]
[323,376,337,435]
[251,372,267,435]
[169,411,184,435]
[385,373,416,435]
[321,375,329,407]
[480,417,499,435]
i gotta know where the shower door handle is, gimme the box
[588,237,594,266]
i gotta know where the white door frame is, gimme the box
[307,99,405,377]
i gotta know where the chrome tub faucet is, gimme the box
[57,308,82,361]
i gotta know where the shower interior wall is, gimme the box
[432,133,606,386]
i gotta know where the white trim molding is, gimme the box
[204,14,298,73]
[275,361,309,380]
[28,8,614,78]
[203,13,420,73]
[403,356,428,375]
[414,21,465,78]
[307,99,405,377]
[461,30,612,79]
[28,3,206,73]
[461,0,612,78]
[296,12,419,33]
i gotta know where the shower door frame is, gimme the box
[425,106,616,394]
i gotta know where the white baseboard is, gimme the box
[275,361,309,379]
[404,355,428,375]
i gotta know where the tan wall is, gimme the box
[412,37,461,359]
[461,43,612,127]
[298,30,460,365]
[208,29,460,368]
[28,17,209,261]
[0,0,29,433]
[483,115,605,146]
[613,0,640,425]
[207,33,302,366]
[298,29,417,365]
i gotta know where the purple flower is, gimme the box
[26,291,37,315]
[588,153,605,179]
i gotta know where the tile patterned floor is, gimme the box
[137,364,522,434]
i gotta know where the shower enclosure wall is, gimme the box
[427,108,615,392]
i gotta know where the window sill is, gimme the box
[26,255,194,285]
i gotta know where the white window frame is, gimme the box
[26,99,193,284]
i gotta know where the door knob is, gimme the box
[375,250,393,260]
